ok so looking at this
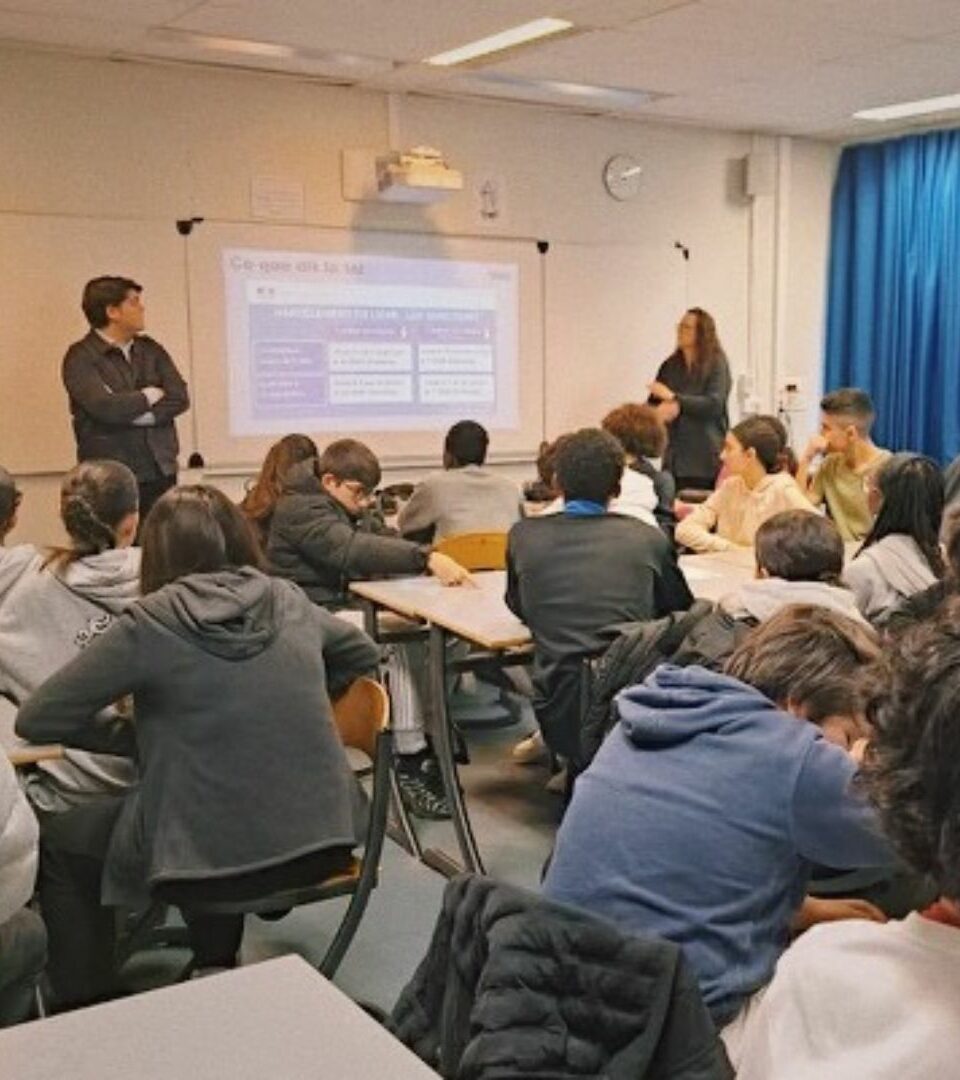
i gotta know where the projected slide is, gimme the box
[223,248,520,436]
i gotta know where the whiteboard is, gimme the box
[185,221,544,468]
[0,214,192,474]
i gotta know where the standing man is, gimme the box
[62,276,189,519]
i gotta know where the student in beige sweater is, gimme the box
[676,415,813,553]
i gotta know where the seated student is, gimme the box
[601,403,677,538]
[505,428,692,767]
[797,388,891,541]
[0,466,40,600]
[398,420,523,542]
[239,433,318,548]
[886,504,960,632]
[0,752,45,1027]
[16,486,380,1008]
[267,438,472,819]
[675,415,812,553]
[676,510,865,670]
[736,602,960,1080]
[543,606,892,1029]
[0,460,140,811]
[843,453,944,625]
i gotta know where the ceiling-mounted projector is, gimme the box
[376,146,463,204]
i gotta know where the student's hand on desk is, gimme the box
[792,895,887,935]
[427,552,477,588]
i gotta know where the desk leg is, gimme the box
[423,623,485,878]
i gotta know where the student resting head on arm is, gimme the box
[675,414,812,553]
[543,604,892,1031]
[797,388,890,541]
[737,599,960,1080]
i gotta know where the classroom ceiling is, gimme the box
[2,0,960,140]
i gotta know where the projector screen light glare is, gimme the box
[426,18,574,66]
[854,92,960,122]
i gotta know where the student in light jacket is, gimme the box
[676,415,813,553]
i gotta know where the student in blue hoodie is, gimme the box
[543,605,892,1032]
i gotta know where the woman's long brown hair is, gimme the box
[239,433,318,542]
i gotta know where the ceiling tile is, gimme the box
[0,0,199,21]
[167,0,580,63]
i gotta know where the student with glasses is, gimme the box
[265,438,472,820]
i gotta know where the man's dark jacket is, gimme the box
[266,460,429,607]
[62,330,188,480]
[389,874,732,1080]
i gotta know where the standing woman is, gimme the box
[648,307,732,492]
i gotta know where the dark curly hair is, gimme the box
[864,598,960,899]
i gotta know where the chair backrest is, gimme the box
[434,531,508,571]
[332,677,390,760]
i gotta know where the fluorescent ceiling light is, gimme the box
[426,18,574,66]
[471,74,659,109]
[150,28,393,73]
[854,92,960,122]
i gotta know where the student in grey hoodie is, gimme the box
[675,511,866,670]
[0,460,141,811]
[17,486,380,1008]
[844,453,944,624]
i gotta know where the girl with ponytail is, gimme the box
[0,460,141,811]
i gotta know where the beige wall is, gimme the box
[0,46,837,546]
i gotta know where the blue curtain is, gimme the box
[824,129,960,463]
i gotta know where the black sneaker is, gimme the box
[395,752,452,820]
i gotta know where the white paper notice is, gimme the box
[250,176,305,222]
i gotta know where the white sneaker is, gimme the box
[512,730,548,765]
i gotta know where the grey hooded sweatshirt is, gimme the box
[0,547,141,810]
[843,534,940,624]
[16,567,380,906]
[722,576,869,625]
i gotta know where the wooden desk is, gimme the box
[352,572,530,877]
[351,557,758,875]
[0,955,434,1080]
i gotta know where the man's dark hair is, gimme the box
[821,387,875,435]
[140,485,263,594]
[444,420,489,467]
[865,599,960,899]
[725,604,880,723]
[554,428,624,505]
[755,511,844,584]
[0,466,21,537]
[318,439,381,492]
[602,403,667,460]
[858,452,944,577]
[82,276,142,330]
[731,415,784,473]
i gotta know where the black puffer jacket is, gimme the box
[580,602,713,770]
[389,875,732,1080]
[266,460,429,607]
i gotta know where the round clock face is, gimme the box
[603,154,643,201]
